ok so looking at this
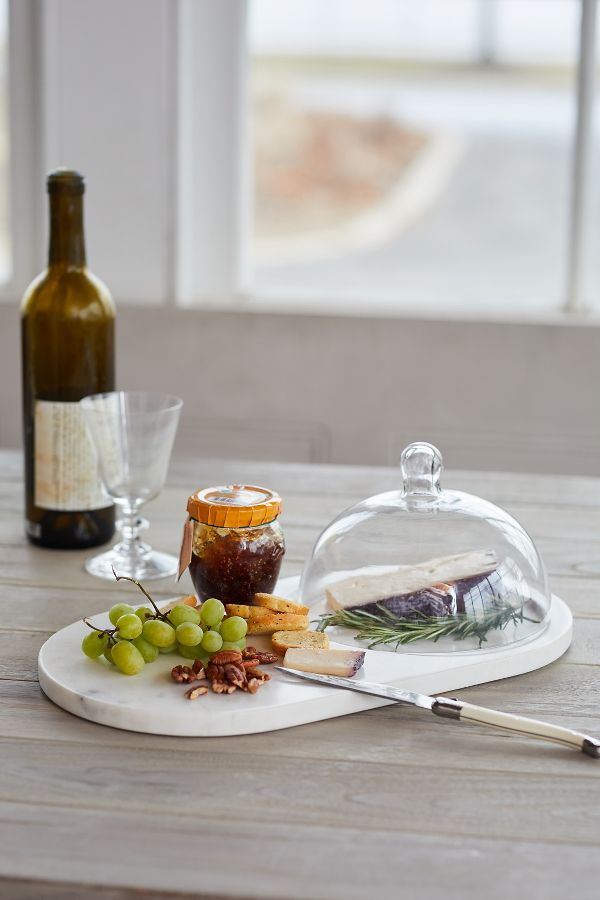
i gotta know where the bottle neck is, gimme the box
[48,191,86,268]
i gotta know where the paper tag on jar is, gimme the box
[177,517,194,581]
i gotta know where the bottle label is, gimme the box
[34,400,109,511]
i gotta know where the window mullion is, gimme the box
[175,0,249,306]
[564,0,598,313]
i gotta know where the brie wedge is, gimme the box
[283,647,365,677]
[325,549,498,612]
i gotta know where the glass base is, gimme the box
[85,546,179,581]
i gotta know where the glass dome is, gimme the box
[301,442,551,653]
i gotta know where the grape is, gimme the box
[220,616,247,642]
[221,638,246,651]
[81,631,108,659]
[135,606,152,622]
[111,640,145,675]
[175,622,204,647]
[116,613,143,640]
[168,605,201,627]
[109,603,135,626]
[142,618,176,648]
[199,598,225,627]
[103,644,115,664]
[201,630,223,653]
[158,642,178,654]
[131,635,159,663]
[177,643,210,663]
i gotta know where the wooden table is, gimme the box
[1,450,599,900]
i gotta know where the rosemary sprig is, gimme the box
[316,599,537,650]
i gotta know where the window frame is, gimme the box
[0,0,42,300]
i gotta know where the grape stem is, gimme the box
[111,568,171,622]
[82,618,116,643]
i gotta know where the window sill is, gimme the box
[188,289,600,329]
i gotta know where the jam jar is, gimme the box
[179,485,285,604]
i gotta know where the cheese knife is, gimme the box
[276,667,600,758]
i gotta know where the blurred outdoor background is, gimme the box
[250,0,583,314]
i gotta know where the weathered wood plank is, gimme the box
[0,734,599,844]
[0,879,214,900]
[1,801,600,900]
[4,473,600,535]
[549,576,600,619]
[0,631,48,681]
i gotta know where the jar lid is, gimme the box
[187,485,282,527]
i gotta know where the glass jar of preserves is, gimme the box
[178,484,285,604]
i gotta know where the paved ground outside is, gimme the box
[251,68,596,316]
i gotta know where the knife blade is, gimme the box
[276,666,600,758]
[276,666,434,710]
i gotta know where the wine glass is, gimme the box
[80,391,183,580]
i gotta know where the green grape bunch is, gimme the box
[80,571,245,676]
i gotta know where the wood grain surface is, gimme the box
[0,450,599,900]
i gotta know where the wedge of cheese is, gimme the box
[283,647,365,677]
[325,549,498,612]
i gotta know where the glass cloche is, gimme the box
[301,442,551,653]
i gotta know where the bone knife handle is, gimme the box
[431,697,600,758]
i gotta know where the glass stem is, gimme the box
[116,502,146,559]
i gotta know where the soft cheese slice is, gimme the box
[325,549,498,612]
[283,647,365,677]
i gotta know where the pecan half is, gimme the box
[243,647,278,665]
[191,659,205,677]
[211,680,237,694]
[171,664,198,684]
[206,662,221,681]
[245,667,270,683]
[210,649,243,666]
[246,678,261,694]
[241,658,260,670]
[185,685,208,700]
[223,663,247,689]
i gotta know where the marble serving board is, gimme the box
[38,578,573,737]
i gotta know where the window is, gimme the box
[249,0,588,315]
[3,0,599,319]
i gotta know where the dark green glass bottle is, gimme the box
[21,169,116,548]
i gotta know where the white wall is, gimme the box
[4,303,600,476]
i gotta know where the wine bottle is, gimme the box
[21,169,116,548]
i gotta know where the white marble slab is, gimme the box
[38,578,572,737]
